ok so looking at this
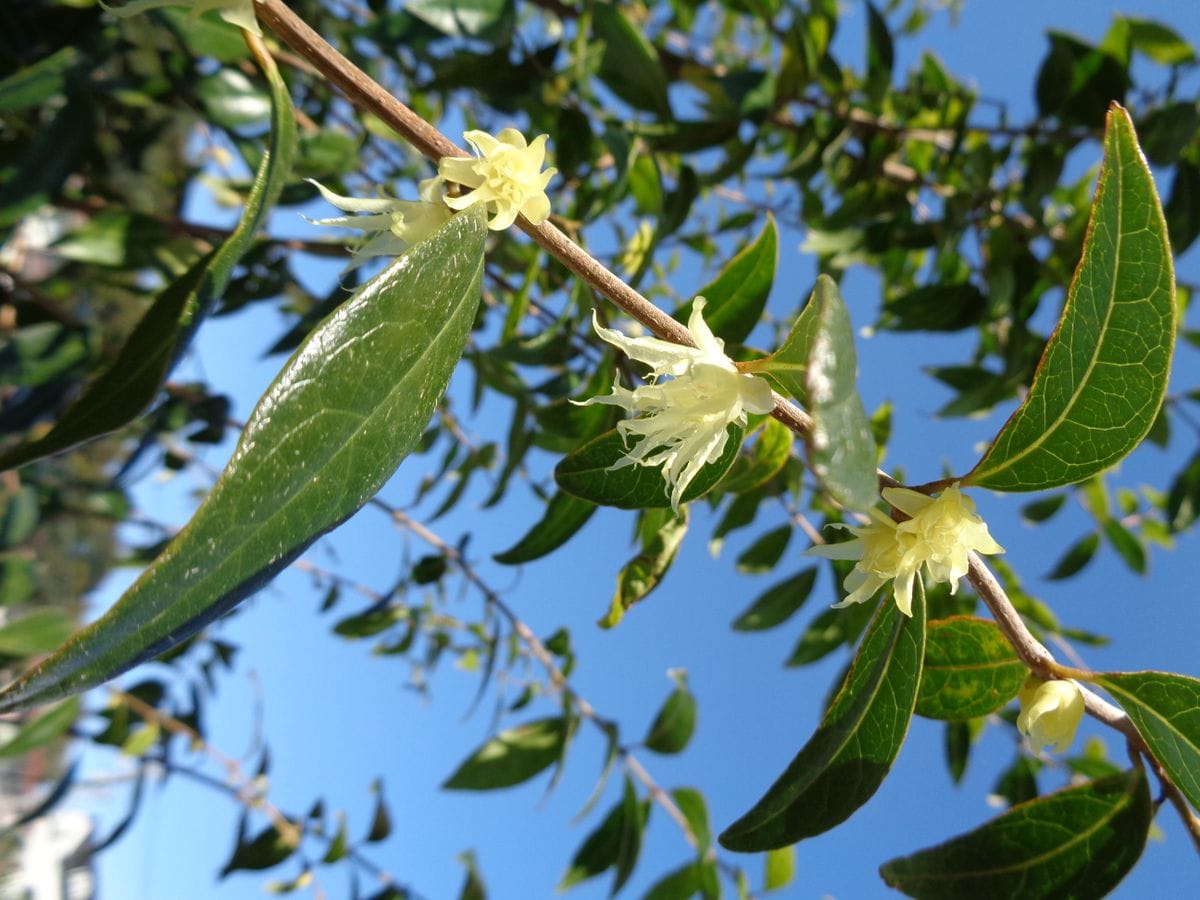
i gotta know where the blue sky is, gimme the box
[73,1,1200,898]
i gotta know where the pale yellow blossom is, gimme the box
[576,299,775,512]
[809,483,1004,616]
[104,0,261,34]
[305,177,452,266]
[1017,677,1085,752]
[438,129,555,231]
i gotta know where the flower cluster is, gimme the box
[576,299,775,512]
[809,483,1004,616]
[306,177,452,267]
[438,129,556,231]
[104,0,261,34]
[1017,677,1085,752]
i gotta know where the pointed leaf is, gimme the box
[720,584,926,851]
[555,425,743,509]
[1094,671,1200,812]
[366,780,392,843]
[592,2,671,116]
[601,508,688,628]
[443,717,566,791]
[644,674,696,755]
[0,697,80,757]
[717,418,794,495]
[220,815,299,878]
[802,276,878,511]
[493,491,596,564]
[0,609,73,657]
[676,217,778,344]
[880,769,1152,899]
[964,104,1175,492]
[0,209,486,713]
[0,45,297,470]
[916,617,1026,721]
[731,568,817,632]
[1045,532,1100,580]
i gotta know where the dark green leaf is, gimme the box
[644,672,696,754]
[1101,518,1146,573]
[669,787,710,850]
[601,508,688,628]
[1045,532,1100,580]
[916,617,1025,720]
[0,697,80,758]
[1166,160,1200,254]
[493,491,596,564]
[720,584,925,850]
[991,754,1040,808]
[405,0,512,39]
[0,48,297,471]
[443,717,565,790]
[555,425,743,510]
[865,2,894,99]
[0,47,78,114]
[366,780,392,843]
[731,568,817,632]
[0,85,93,227]
[675,217,777,344]
[558,776,647,892]
[11,760,79,829]
[881,283,986,333]
[734,525,791,575]
[1019,494,1067,524]
[220,815,298,878]
[880,769,1152,899]
[801,276,878,511]
[965,104,1175,492]
[593,2,671,116]
[1094,671,1200,812]
[0,209,485,713]
[613,776,645,894]
[642,863,701,900]
[322,814,349,863]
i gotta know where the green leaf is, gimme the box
[558,776,647,892]
[0,46,79,114]
[717,418,794,495]
[764,845,796,891]
[0,209,485,713]
[644,671,696,754]
[880,769,1152,899]
[493,491,596,564]
[669,787,711,850]
[592,1,671,117]
[676,217,777,344]
[443,717,566,790]
[800,276,878,511]
[0,47,297,471]
[755,288,819,405]
[720,583,926,851]
[220,814,298,878]
[321,814,349,864]
[555,425,743,510]
[1019,494,1067,524]
[642,863,702,900]
[1094,671,1200,812]
[405,0,512,39]
[1101,518,1146,573]
[601,508,688,628]
[916,617,1026,721]
[1125,17,1196,65]
[0,697,80,758]
[734,525,791,575]
[1045,532,1100,580]
[366,779,392,843]
[731,568,817,632]
[0,609,74,657]
[964,104,1175,492]
[197,68,272,128]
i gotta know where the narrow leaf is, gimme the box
[601,508,688,628]
[0,45,297,470]
[880,769,1152,899]
[676,217,777,344]
[493,491,596,564]
[443,717,566,791]
[0,209,486,712]
[555,426,743,509]
[1094,671,1200,812]
[720,584,926,851]
[0,697,80,758]
[731,568,817,632]
[1045,532,1100,580]
[916,617,1026,721]
[592,2,671,116]
[964,104,1175,492]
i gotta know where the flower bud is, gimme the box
[1017,677,1085,753]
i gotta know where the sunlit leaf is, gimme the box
[443,717,566,791]
[676,217,777,344]
[493,491,596,564]
[916,617,1025,720]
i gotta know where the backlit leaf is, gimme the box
[916,617,1025,720]
[443,717,566,791]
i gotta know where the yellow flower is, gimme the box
[305,177,452,267]
[1017,677,1085,752]
[104,0,261,34]
[809,483,1004,616]
[576,299,775,512]
[438,129,556,231]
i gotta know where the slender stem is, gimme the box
[253,0,812,437]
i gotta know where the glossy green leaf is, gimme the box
[717,418,794,495]
[197,68,272,128]
[802,276,878,511]
[405,0,512,39]
[644,671,696,754]
[0,48,297,471]
[755,286,819,405]
[493,491,596,564]
[916,617,1026,720]
[593,2,671,117]
[676,217,777,344]
[0,697,80,758]
[0,609,74,657]
[1046,531,1100,580]
[964,104,1175,492]
[555,425,743,509]
[880,769,1152,899]
[443,717,565,791]
[601,507,688,628]
[720,583,925,851]
[1094,671,1200,812]
[731,568,817,632]
[1019,494,1067,524]
[0,209,485,713]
